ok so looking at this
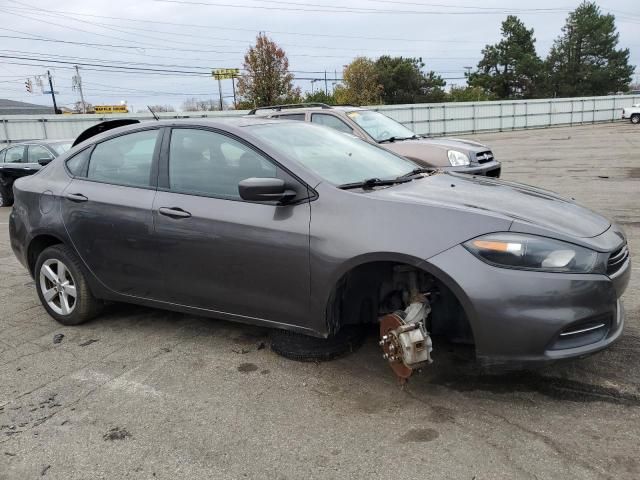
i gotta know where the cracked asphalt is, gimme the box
[1,122,639,479]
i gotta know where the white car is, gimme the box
[622,104,640,124]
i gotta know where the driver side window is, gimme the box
[168,128,277,200]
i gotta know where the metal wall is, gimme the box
[1,95,639,144]
[370,95,640,136]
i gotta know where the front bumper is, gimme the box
[441,160,501,178]
[427,244,630,365]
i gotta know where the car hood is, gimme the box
[371,173,611,239]
[380,137,490,167]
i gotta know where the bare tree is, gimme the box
[140,104,176,113]
[181,97,220,111]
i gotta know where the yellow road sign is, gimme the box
[212,68,240,79]
[94,105,129,114]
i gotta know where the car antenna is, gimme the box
[147,105,159,121]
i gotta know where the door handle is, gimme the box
[23,167,32,170]
[158,207,192,219]
[65,193,88,202]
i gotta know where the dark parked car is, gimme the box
[0,140,72,206]
[250,103,501,177]
[9,119,630,380]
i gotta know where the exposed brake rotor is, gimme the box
[380,313,413,382]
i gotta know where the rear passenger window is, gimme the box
[87,130,158,187]
[169,128,276,199]
[274,114,305,121]
[5,146,25,163]
[66,148,91,177]
[311,114,353,134]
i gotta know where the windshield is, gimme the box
[346,110,416,142]
[50,142,72,155]
[247,122,418,186]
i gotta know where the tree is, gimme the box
[468,15,542,99]
[303,90,337,105]
[374,56,446,104]
[143,104,175,113]
[334,57,381,105]
[447,86,494,102]
[72,100,94,113]
[181,97,219,111]
[544,2,634,97]
[237,33,301,107]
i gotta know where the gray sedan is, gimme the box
[8,118,630,380]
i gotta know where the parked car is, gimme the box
[249,103,501,177]
[0,140,72,206]
[622,104,640,124]
[9,119,629,380]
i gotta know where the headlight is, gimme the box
[447,150,470,166]
[463,233,603,273]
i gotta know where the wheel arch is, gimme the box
[27,233,65,276]
[319,252,478,346]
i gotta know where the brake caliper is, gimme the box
[379,293,433,384]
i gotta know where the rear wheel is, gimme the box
[270,325,368,362]
[35,245,102,325]
[631,114,640,124]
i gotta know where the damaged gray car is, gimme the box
[9,118,630,381]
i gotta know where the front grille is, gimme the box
[476,151,494,164]
[607,244,629,275]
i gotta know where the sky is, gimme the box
[0,0,638,111]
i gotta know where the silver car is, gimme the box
[250,103,501,177]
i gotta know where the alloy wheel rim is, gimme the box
[39,259,77,315]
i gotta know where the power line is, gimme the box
[153,0,573,15]
[0,2,500,44]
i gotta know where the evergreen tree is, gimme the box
[468,15,542,99]
[544,2,634,97]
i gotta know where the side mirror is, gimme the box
[238,177,296,203]
[37,157,53,166]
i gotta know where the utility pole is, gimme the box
[217,76,223,110]
[46,70,58,114]
[231,76,237,109]
[73,65,87,113]
[324,70,328,96]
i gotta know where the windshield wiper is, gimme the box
[338,177,411,190]
[397,167,434,179]
[378,135,418,144]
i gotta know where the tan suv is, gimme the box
[249,103,501,177]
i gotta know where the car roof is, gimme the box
[71,116,293,148]
[1,139,73,149]
[251,105,365,116]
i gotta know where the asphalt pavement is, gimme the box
[0,122,639,479]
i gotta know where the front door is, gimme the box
[60,128,164,299]
[153,127,311,328]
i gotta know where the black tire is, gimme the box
[631,114,640,125]
[0,183,13,207]
[270,325,368,362]
[35,244,102,326]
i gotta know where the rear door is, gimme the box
[153,127,312,327]
[60,128,164,299]
[0,145,29,182]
